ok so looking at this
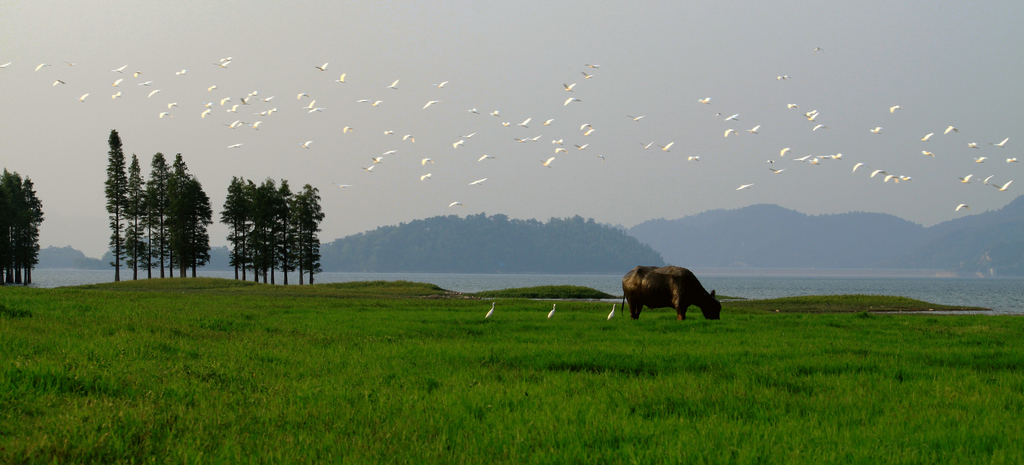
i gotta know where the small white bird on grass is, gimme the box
[548,304,556,319]
[608,304,616,320]
[486,302,495,319]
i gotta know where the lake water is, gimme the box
[16,269,1024,314]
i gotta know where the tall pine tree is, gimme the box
[125,154,147,280]
[104,130,128,282]
[146,153,170,278]
[292,184,325,285]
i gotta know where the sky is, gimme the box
[1,1,1022,258]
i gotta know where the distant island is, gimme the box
[320,213,665,273]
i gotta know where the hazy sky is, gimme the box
[2,1,1022,258]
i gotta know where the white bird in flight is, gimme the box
[564,97,581,106]
[944,125,958,134]
[967,142,978,149]
[301,140,313,149]
[780,148,791,157]
[315,62,328,71]
[518,117,531,128]
[921,133,934,142]
[723,114,739,121]
[227,143,243,149]
[336,74,346,83]
[959,174,973,183]
[994,180,1013,191]
[423,100,440,109]
[112,92,123,99]
[468,178,487,186]
[563,82,576,92]
[449,201,463,208]
[922,151,934,157]
[870,127,882,134]
[541,157,556,167]
[724,129,738,137]
[420,173,432,181]
[387,79,399,89]
[736,184,754,190]
[421,158,433,165]
[992,138,1009,147]
[478,154,495,162]
[698,97,711,104]
[747,125,760,134]
[112,65,127,73]
[660,142,674,152]
[812,124,828,131]
[78,93,89,102]
[955,204,969,212]
[453,140,465,149]
[890,105,902,113]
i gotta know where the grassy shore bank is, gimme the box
[1,279,1020,463]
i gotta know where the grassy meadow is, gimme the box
[2,278,1023,463]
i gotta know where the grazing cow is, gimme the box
[621,266,721,320]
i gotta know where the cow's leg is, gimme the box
[630,303,642,320]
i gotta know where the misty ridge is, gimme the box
[627,194,1024,276]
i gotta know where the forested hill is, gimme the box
[320,214,665,273]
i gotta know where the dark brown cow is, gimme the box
[621,266,721,320]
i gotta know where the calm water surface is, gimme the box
[19,269,1024,314]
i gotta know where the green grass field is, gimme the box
[2,279,1022,464]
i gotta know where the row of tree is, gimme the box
[1,170,44,284]
[221,177,325,284]
[105,129,214,280]
[104,129,325,284]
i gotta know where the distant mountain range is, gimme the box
[40,196,1024,276]
[625,195,1024,276]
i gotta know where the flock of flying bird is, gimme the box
[3,47,1016,216]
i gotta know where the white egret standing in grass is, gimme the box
[607,304,616,320]
[548,304,556,319]
[486,303,495,319]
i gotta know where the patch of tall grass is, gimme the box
[0,279,1020,463]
